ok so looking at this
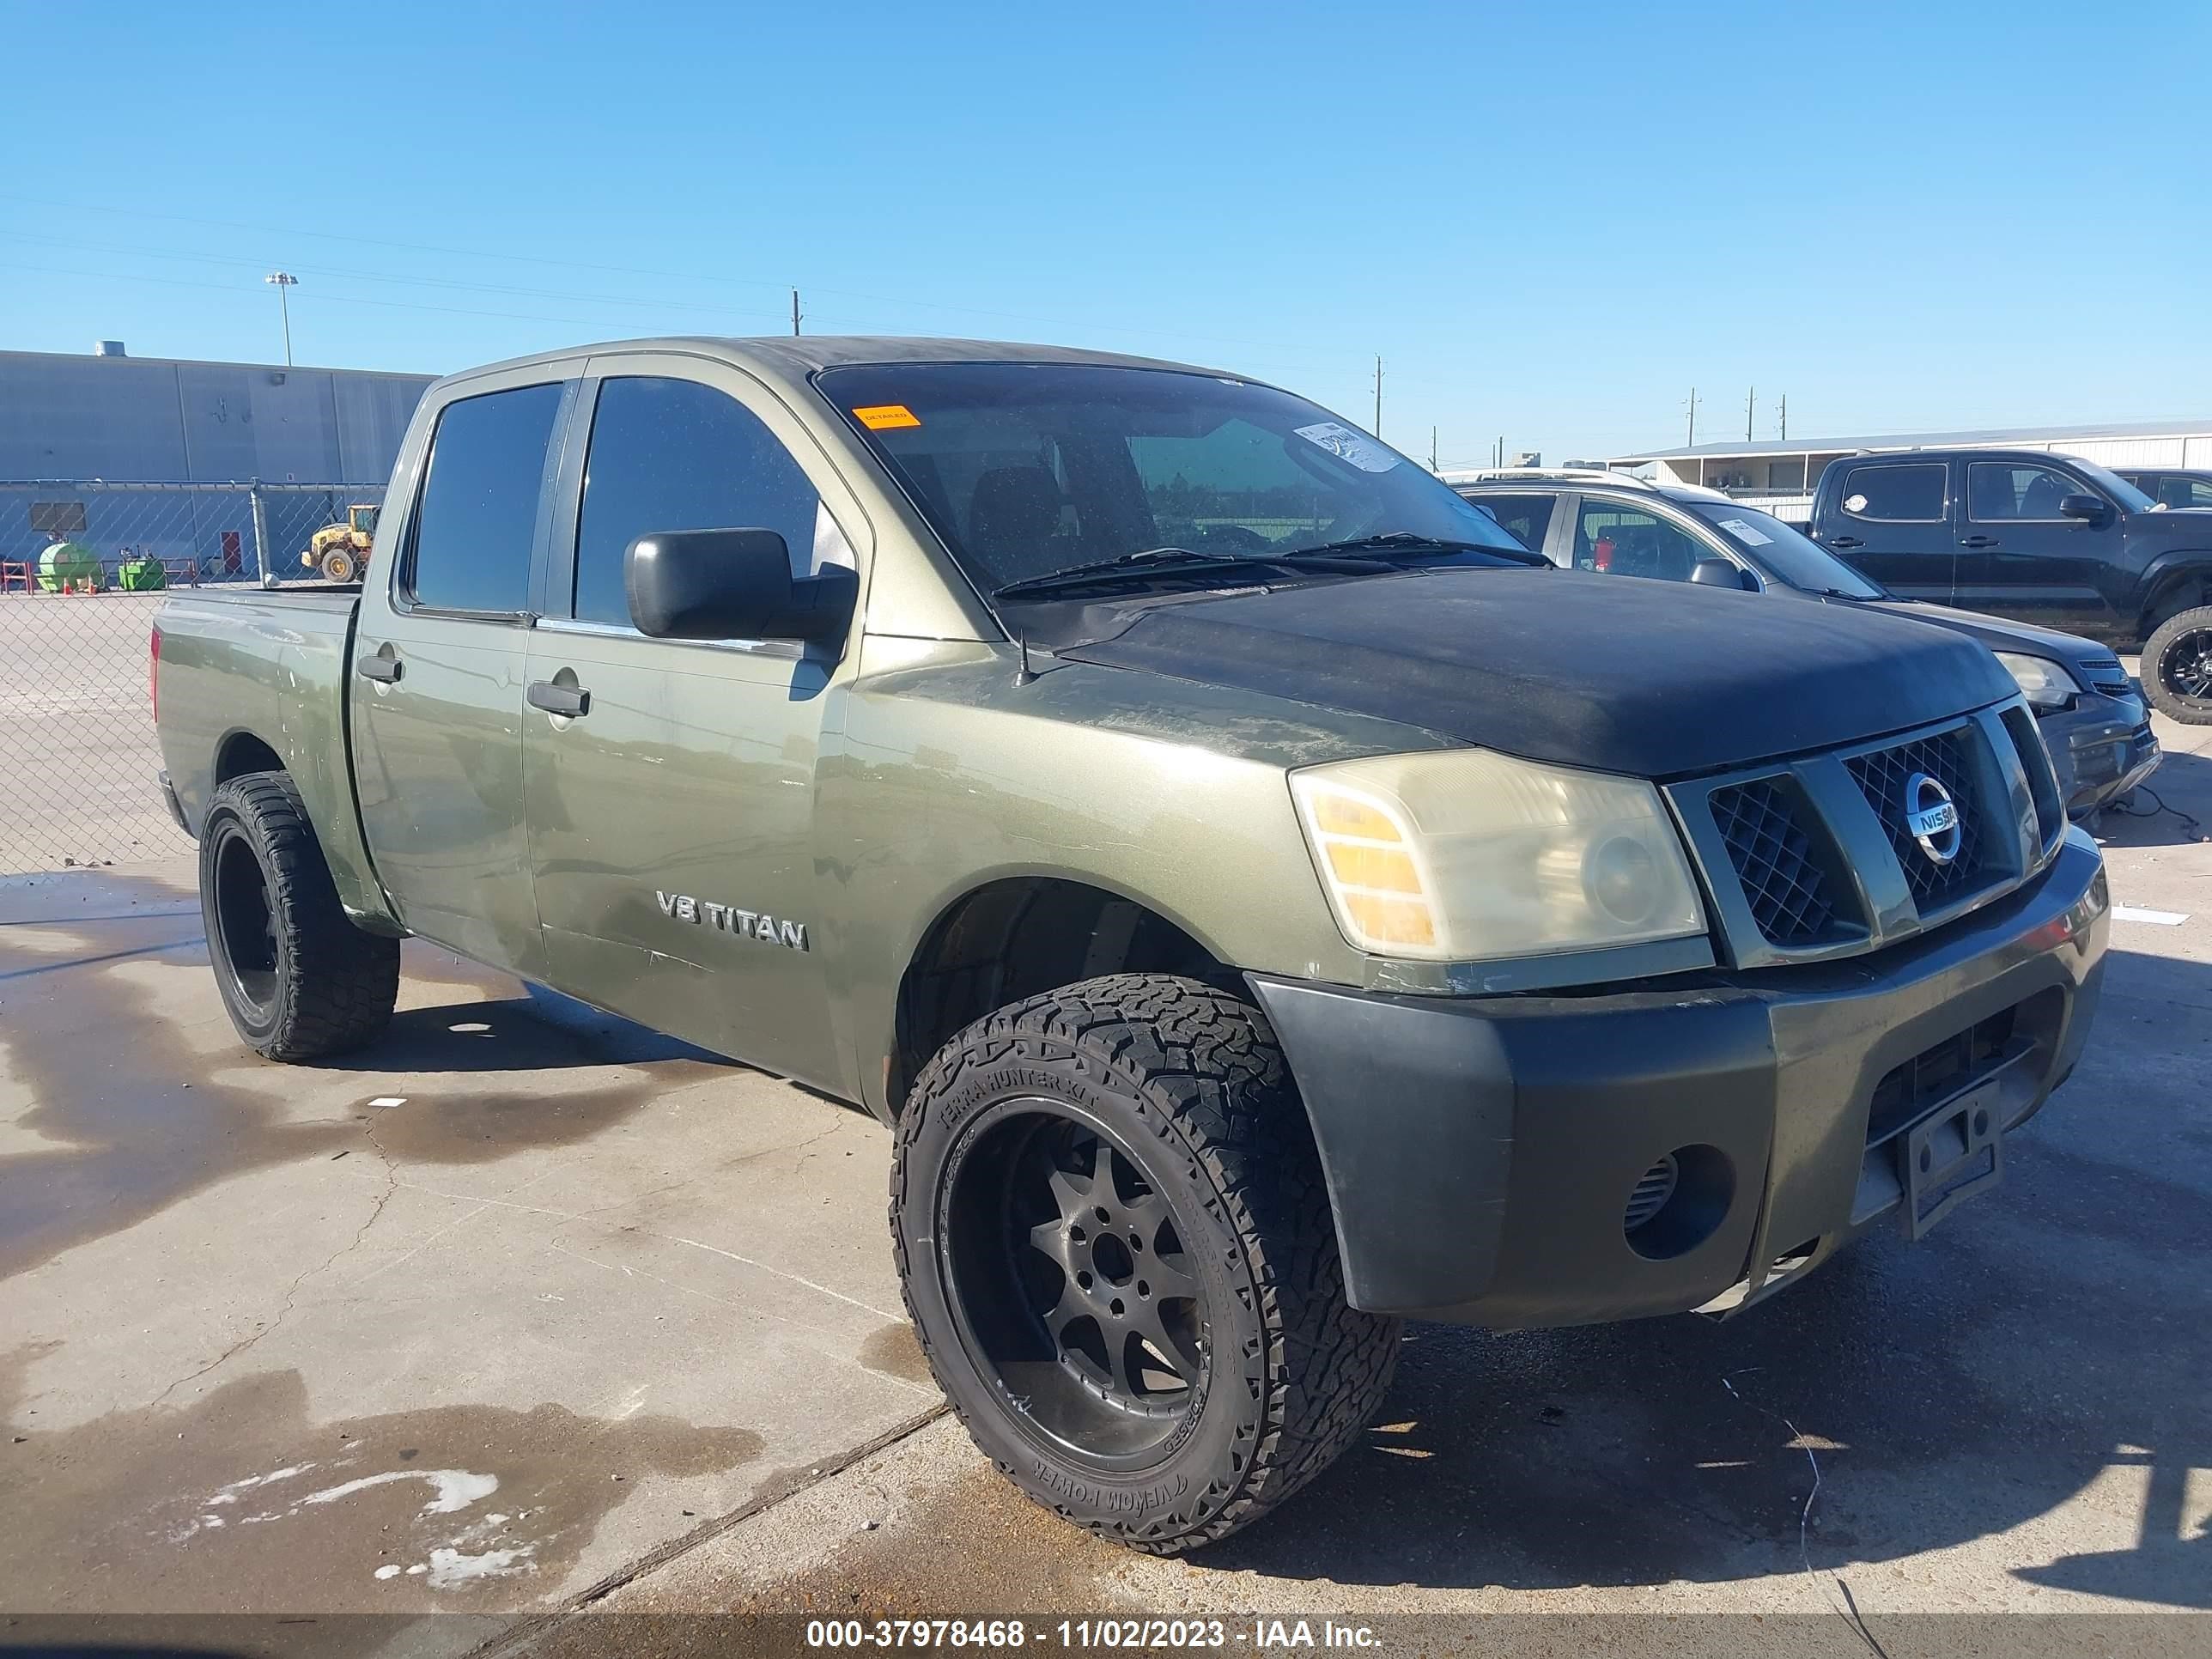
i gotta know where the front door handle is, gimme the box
[526,680,590,718]
[356,652,403,684]
[1827,535,1864,550]
[1959,534,2001,549]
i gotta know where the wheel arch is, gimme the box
[2137,556,2212,639]
[213,727,287,791]
[885,871,1238,1117]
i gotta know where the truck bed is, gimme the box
[153,585,393,931]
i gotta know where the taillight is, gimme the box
[150,624,161,720]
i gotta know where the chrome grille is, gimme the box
[1668,700,2054,970]
[1845,729,1988,909]
[1708,779,1841,945]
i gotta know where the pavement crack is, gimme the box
[150,1123,400,1407]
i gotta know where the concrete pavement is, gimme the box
[2,685,2207,1656]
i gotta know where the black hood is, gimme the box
[1046,567,2018,778]
[1861,599,2111,667]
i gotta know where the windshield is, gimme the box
[1686,501,1885,599]
[815,363,1525,597]
[2064,457,2155,514]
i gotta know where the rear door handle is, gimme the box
[1827,535,1864,549]
[526,680,590,718]
[356,652,403,684]
[1959,535,2001,549]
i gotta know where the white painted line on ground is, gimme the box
[2112,906,2190,926]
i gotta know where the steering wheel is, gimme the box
[1186,522,1273,553]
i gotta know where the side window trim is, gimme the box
[539,373,599,622]
[392,375,578,623]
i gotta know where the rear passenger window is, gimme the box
[1839,464,1946,522]
[1467,493,1555,553]
[407,382,564,613]
[573,377,838,628]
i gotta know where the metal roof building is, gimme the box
[0,346,433,483]
[1607,417,2212,523]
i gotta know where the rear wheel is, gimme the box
[2142,605,2212,726]
[320,548,358,583]
[199,771,399,1060]
[890,974,1401,1552]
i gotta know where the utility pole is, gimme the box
[791,289,802,336]
[264,271,298,367]
[1495,434,1504,467]
[1685,386,1700,447]
[1372,356,1383,437]
[1746,386,1756,443]
[1778,392,1788,441]
[1430,425,1438,471]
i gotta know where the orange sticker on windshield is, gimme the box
[853,404,921,430]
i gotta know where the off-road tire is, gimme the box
[199,770,399,1060]
[890,973,1401,1553]
[2142,605,2212,725]
[321,548,358,584]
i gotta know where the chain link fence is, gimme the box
[2,480,386,876]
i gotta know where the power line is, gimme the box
[0,193,1348,364]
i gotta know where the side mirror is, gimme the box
[2057,493,2107,526]
[1690,558,1755,591]
[625,528,856,644]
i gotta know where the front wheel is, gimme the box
[2142,605,2212,725]
[890,974,1401,1553]
[199,771,399,1060]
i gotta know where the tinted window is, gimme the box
[1571,501,1705,581]
[2063,457,2153,512]
[1464,492,1555,553]
[408,383,564,612]
[1968,462,2089,520]
[1687,502,1883,598]
[573,377,833,627]
[1840,463,1946,522]
[815,362,1522,596]
[2148,475,2212,509]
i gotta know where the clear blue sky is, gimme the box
[5,0,2206,466]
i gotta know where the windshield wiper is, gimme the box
[1278,532,1549,566]
[993,546,1308,601]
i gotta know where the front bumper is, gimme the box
[1248,830,2109,1328]
[2041,689,2160,816]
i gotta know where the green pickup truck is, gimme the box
[153,337,2111,1552]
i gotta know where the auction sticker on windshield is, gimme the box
[852,404,922,430]
[1294,420,1400,472]
[1716,518,1773,545]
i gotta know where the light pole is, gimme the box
[264,271,298,366]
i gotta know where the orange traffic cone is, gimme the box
[60,580,74,595]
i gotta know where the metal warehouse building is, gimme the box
[1608,418,2212,525]
[1,345,433,578]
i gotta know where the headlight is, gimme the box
[1289,750,1706,962]
[1995,651,2078,711]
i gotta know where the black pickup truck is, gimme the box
[1808,448,2212,723]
